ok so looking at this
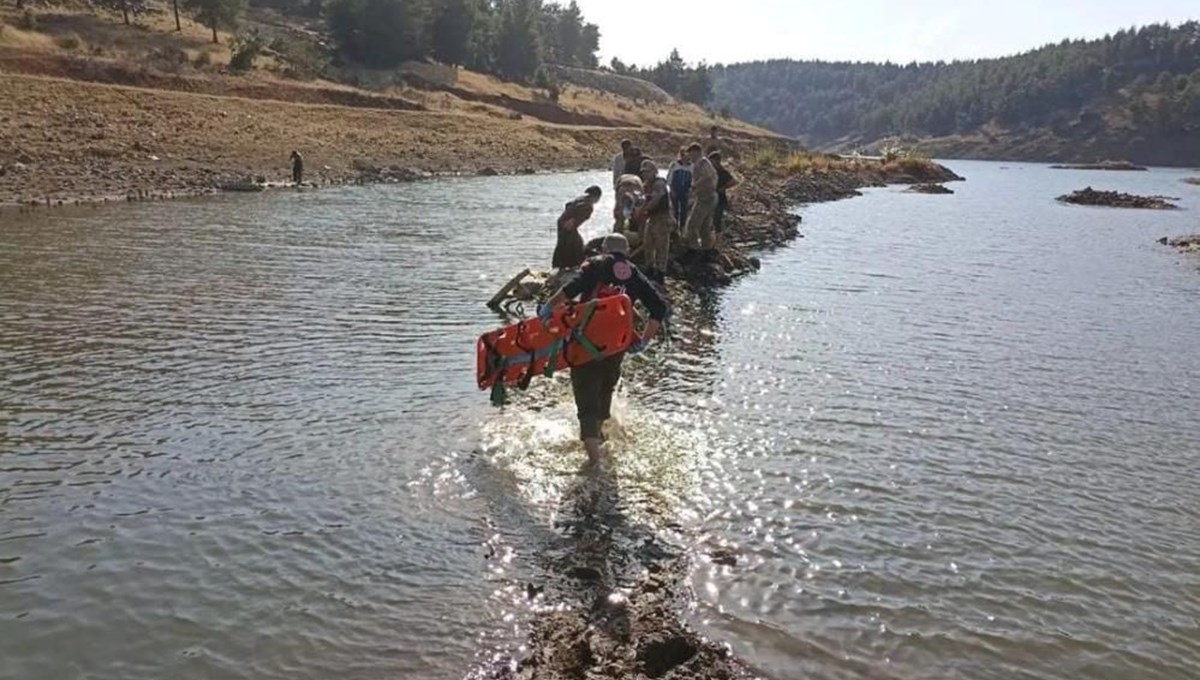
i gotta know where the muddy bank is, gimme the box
[481,551,751,680]
[1057,187,1179,210]
[0,73,760,210]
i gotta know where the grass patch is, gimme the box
[882,154,941,177]
[0,22,54,49]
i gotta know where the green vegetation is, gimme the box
[609,49,713,106]
[323,0,598,82]
[229,28,265,71]
[710,23,1200,161]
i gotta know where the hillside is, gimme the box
[712,23,1200,166]
[0,2,780,206]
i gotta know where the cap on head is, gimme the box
[584,185,602,198]
[640,159,658,175]
[621,139,633,150]
[708,150,722,162]
[601,233,630,256]
[687,143,703,153]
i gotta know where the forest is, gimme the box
[322,0,599,80]
[108,0,603,82]
[708,23,1200,157]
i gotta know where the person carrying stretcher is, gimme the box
[539,233,669,462]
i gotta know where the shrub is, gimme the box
[193,50,213,67]
[229,29,265,72]
[268,34,329,78]
[747,145,781,171]
[56,32,82,50]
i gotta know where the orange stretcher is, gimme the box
[477,295,635,403]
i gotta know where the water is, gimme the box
[2,163,1199,679]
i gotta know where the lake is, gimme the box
[2,161,1198,679]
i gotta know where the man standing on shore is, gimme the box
[685,143,718,255]
[290,150,304,185]
[710,151,739,247]
[612,140,632,189]
[636,159,673,282]
[667,147,692,230]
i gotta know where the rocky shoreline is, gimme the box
[1057,187,1179,209]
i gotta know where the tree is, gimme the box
[96,0,149,26]
[681,61,713,105]
[651,48,685,96]
[183,0,245,44]
[432,0,475,67]
[552,0,582,66]
[577,20,599,68]
[172,0,182,31]
[495,0,541,81]
[326,0,430,67]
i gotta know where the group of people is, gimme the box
[540,129,741,461]
[552,130,740,283]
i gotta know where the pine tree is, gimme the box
[495,0,542,82]
[681,61,713,105]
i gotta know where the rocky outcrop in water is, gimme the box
[1050,160,1148,171]
[1159,234,1200,253]
[1184,177,1200,186]
[907,183,954,194]
[1057,187,1178,209]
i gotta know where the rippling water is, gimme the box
[2,163,1199,679]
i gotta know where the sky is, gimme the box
[571,0,1200,67]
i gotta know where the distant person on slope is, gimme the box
[539,233,669,462]
[667,146,693,230]
[685,143,719,256]
[612,139,633,189]
[290,150,304,185]
[636,159,673,282]
[553,185,603,270]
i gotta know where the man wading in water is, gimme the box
[540,234,668,462]
[552,186,602,270]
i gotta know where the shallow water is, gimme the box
[2,163,1199,679]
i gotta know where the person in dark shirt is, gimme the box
[290,150,304,185]
[552,185,602,270]
[710,151,740,245]
[623,147,645,177]
[540,233,669,461]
